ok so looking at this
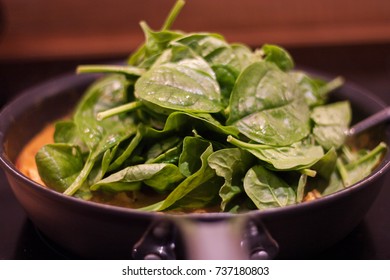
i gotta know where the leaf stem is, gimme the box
[336,158,349,187]
[77,65,145,77]
[300,168,317,177]
[227,135,273,149]
[346,142,387,169]
[63,158,95,196]
[97,101,143,121]
[161,0,186,31]
[108,126,144,171]
[319,76,345,96]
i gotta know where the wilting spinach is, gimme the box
[35,0,387,213]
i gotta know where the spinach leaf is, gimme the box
[88,145,119,185]
[157,143,216,211]
[175,33,241,69]
[290,72,344,107]
[318,170,345,196]
[311,147,338,179]
[138,21,183,61]
[338,142,387,186]
[35,144,84,193]
[227,136,324,170]
[107,124,144,172]
[144,111,239,140]
[233,97,311,146]
[290,71,327,107]
[212,64,240,108]
[296,174,308,203]
[91,163,184,193]
[63,75,137,195]
[227,61,296,124]
[53,120,88,153]
[261,44,294,71]
[231,43,257,69]
[226,61,311,145]
[173,35,250,107]
[145,136,181,163]
[311,101,351,150]
[167,175,223,210]
[147,146,182,164]
[208,148,255,211]
[243,165,296,209]
[311,101,351,126]
[127,0,185,66]
[179,137,211,177]
[134,58,222,114]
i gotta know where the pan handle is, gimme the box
[176,216,279,260]
[132,215,279,260]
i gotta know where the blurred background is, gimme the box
[0,0,389,106]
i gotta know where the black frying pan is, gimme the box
[0,71,389,259]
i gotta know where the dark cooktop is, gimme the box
[1,43,390,260]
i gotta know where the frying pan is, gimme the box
[0,71,389,260]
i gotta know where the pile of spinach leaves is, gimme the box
[35,0,387,213]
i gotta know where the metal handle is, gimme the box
[177,217,248,260]
[177,217,279,260]
[348,107,390,136]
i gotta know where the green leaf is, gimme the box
[127,0,185,66]
[290,71,327,107]
[107,124,144,172]
[261,44,294,71]
[212,64,240,108]
[231,43,257,70]
[228,136,324,170]
[135,59,222,114]
[233,97,311,146]
[53,120,88,153]
[228,62,293,123]
[311,101,351,150]
[243,165,296,209]
[175,33,241,69]
[311,101,351,126]
[339,142,387,186]
[145,136,181,163]
[168,175,222,210]
[157,143,216,211]
[296,174,308,203]
[179,137,211,177]
[74,75,137,153]
[144,111,239,140]
[35,144,84,192]
[91,163,184,193]
[208,148,255,211]
[311,147,338,179]
[320,171,345,196]
[63,75,137,195]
